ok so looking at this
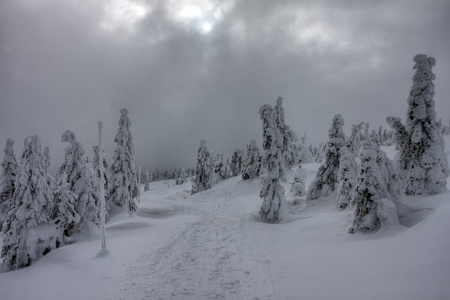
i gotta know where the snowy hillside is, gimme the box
[0,138,449,300]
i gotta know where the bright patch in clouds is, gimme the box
[100,0,148,34]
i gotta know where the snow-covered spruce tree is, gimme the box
[93,145,109,193]
[242,139,261,180]
[288,166,307,203]
[211,152,225,183]
[53,171,80,237]
[346,122,364,156]
[176,167,187,185]
[274,97,299,168]
[230,147,245,177]
[1,136,62,271]
[259,104,290,223]
[58,130,101,236]
[108,108,139,213]
[0,139,18,223]
[191,140,212,194]
[387,54,449,195]
[336,146,358,210]
[349,139,401,233]
[307,114,346,201]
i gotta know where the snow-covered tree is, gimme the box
[336,146,358,210]
[53,171,80,237]
[192,140,212,194]
[108,108,139,213]
[259,104,290,223]
[0,139,18,226]
[349,139,400,233]
[346,122,364,156]
[1,136,62,271]
[288,166,307,203]
[230,147,245,177]
[211,152,225,183]
[307,114,346,201]
[242,139,261,180]
[93,145,109,192]
[58,130,101,236]
[274,97,299,168]
[175,167,187,185]
[387,54,449,195]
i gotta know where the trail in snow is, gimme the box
[118,179,277,300]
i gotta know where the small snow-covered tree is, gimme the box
[1,136,62,271]
[108,108,139,213]
[192,140,212,194]
[242,139,261,180]
[307,114,346,201]
[259,104,290,223]
[346,122,364,156]
[176,167,187,185]
[58,130,101,236]
[336,146,358,210]
[349,139,400,233]
[211,152,225,183]
[288,166,307,203]
[230,147,245,177]
[387,54,449,195]
[0,139,18,226]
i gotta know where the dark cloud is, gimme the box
[1,0,449,174]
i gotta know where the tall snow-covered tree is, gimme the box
[58,130,101,236]
[349,139,400,233]
[53,171,80,238]
[259,104,290,223]
[274,97,299,168]
[192,140,212,194]
[0,139,18,226]
[336,146,358,210]
[230,147,245,177]
[307,114,346,201]
[387,54,449,195]
[242,139,261,180]
[1,136,62,271]
[108,108,139,214]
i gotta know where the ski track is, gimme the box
[119,180,276,300]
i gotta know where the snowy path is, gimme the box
[117,179,277,300]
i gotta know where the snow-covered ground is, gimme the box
[1,139,450,300]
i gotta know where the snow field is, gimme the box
[0,138,450,299]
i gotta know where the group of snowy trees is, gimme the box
[0,108,140,270]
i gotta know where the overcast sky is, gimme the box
[1,0,449,174]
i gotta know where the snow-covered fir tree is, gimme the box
[144,170,150,191]
[288,166,307,203]
[53,171,80,238]
[242,139,261,180]
[307,114,346,201]
[349,139,400,233]
[0,139,18,227]
[58,130,101,236]
[1,135,62,271]
[192,140,212,194]
[230,147,245,177]
[259,104,290,223]
[211,152,225,183]
[108,108,139,213]
[274,97,299,168]
[336,146,358,210]
[175,167,187,185]
[346,122,364,156]
[387,54,449,195]
[297,143,314,164]
[93,145,109,192]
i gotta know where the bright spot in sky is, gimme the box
[201,22,213,33]
[100,0,148,34]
